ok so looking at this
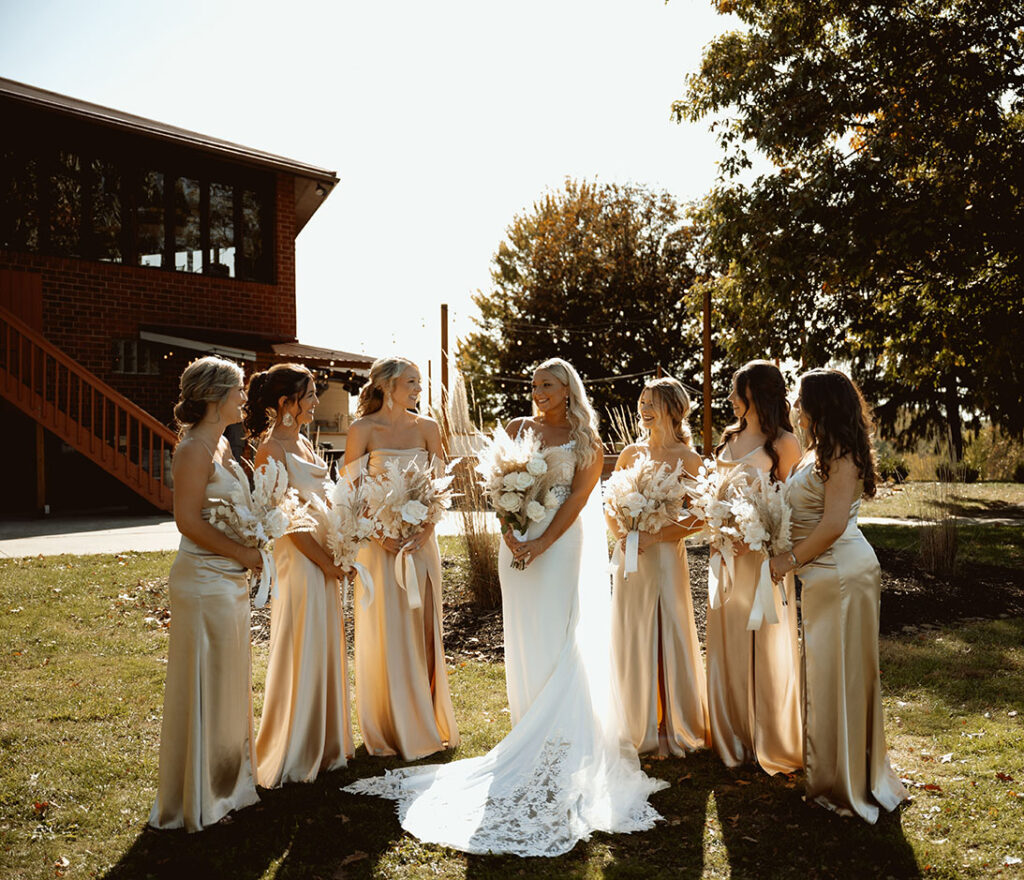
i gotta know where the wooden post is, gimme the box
[35,422,47,515]
[427,359,433,409]
[440,303,449,426]
[702,286,713,456]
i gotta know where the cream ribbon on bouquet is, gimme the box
[707,545,736,610]
[394,544,425,609]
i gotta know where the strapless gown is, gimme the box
[149,461,259,831]
[612,526,710,756]
[789,461,908,822]
[705,447,803,774]
[343,443,667,857]
[255,450,353,787]
[352,448,459,760]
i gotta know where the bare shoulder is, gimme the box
[776,430,801,455]
[171,436,213,481]
[504,416,533,439]
[415,413,441,436]
[615,443,642,470]
[347,416,375,438]
[679,445,703,476]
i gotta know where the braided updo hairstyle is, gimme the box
[242,363,314,441]
[173,356,245,437]
[355,356,417,417]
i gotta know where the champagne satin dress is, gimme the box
[789,461,908,822]
[353,448,459,760]
[255,450,353,787]
[611,494,710,755]
[705,447,803,773]
[149,462,259,832]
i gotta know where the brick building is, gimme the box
[0,77,372,515]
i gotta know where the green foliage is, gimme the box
[877,452,909,483]
[457,179,710,426]
[675,0,1024,454]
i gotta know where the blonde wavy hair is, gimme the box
[173,356,245,437]
[534,357,601,467]
[638,377,693,446]
[356,356,417,417]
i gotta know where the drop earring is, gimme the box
[282,411,295,427]
[385,392,394,411]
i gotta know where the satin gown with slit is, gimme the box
[149,461,259,832]
[255,450,353,787]
[352,447,459,761]
[343,443,667,857]
[611,476,710,755]
[705,447,803,774]
[789,461,908,822]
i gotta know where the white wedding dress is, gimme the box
[343,443,668,856]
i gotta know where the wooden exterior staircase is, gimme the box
[0,303,176,512]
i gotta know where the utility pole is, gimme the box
[440,303,449,431]
[702,286,713,456]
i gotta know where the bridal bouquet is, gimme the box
[603,454,691,579]
[209,458,317,607]
[475,427,560,568]
[362,455,460,608]
[687,460,792,629]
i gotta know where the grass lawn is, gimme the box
[862,523,1024,570]
[861,482,1024,521]
[1,547,1023,879]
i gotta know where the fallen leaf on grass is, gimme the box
[940,753,953,763]
[1006,856,1022,866]
[996,772,1015,783]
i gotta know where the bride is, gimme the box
[343,357,668,856]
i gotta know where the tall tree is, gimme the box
[458,179,708,429]
[676,0,1024,457]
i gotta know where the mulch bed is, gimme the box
[230,544,1024,654]
[440,544,1024,658]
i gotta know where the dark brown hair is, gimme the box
[173,356,244,437]
[797,369,878,498]
[715,360,793,482]
[243,363,314,440]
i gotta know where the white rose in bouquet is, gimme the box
[526,500,547,523]
[502,472,519,490]
[499,492,523,512]
[513,471,535,491]
[526,455,548,477]
[621,491,648,520]
[400,498,429,525]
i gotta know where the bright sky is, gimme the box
[1,0,734,403]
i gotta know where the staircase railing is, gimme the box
[0,303,176,512]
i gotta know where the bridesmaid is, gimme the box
[245,363,353,787]
[608,377,710,755]
[150,356,262,832]
[706,360,803,774]
[345,356,459,760]
[769,369,908,822]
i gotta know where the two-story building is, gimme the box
[0,77,372,515]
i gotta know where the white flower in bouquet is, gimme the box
[526,455,548,477]
[525,500,547,523]
[312,473,376,583]
[543,489,560,508]
[401,499,430,525]
[499,492,523,513]
[503,472,519,490]
[513,471,536,491]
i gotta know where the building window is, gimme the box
[112,339,160,375]
[0,127,275,283]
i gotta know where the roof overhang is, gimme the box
[0,76,339,233]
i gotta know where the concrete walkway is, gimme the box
[0,511,1016,559]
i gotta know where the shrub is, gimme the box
[877,453,909,483]
[1014,462,1024,484]
[935,461,980,483]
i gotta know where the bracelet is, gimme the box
[788,550,799,568]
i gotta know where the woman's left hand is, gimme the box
[403,522,435,554]
[511,535,549,568]
[769,553,793,582]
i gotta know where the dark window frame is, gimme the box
[0,103,277,284]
